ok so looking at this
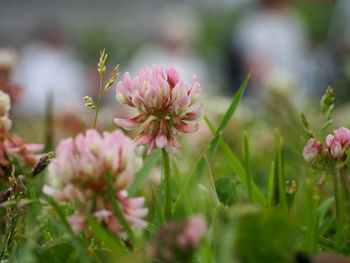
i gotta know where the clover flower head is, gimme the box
[5,135,44,167]
[147,215,207,262]
[43,129,147,237]
[303,138,322,163]
[326,127,350,159]
[115,65,203,154]
[0,90,11,133]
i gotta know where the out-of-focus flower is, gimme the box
[0,91,43,180]
[326,127,350,159]
[5,135,44,167]
[0,48,17,71]
[303,138,322,163]
[115,65,203,154]
[0,90,11,133]
[147,215,207,262]
[43,129,147,237]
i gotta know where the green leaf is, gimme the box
[46,197,92,263]
[243,132,254,202]
[303,179,319,254]
[320,86,334,130]
[233,207,298,263]
[267,162,276,206]
[106,174,134,240]
[206,116,266,205]
[215,177,237,206]
[173,72,251,215]
[39,237,75,263]
[128,150,161,196]
[187,71,251,187]
[220,140,266,205]
[300,113,314,139]
[86,215,127,255]
[275,131,287,209]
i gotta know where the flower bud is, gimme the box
[303,138,322,163]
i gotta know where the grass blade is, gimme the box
[267,162,276,206]
[275,131,287,209]
[243,132,254,202]
[46,197,92,263]
[128,150,161,196]
[303,179,319,254]
[86,215,127,255]
[107,174,134,241]
[220,140,266,205]
[188,71,251,187]
[173,72,251,215]
[206,116,266,205]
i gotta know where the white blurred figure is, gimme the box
[233,0,310,103]
[328,0,350,103]
[0,47,23,104]
[12,26,85,116]
[127,6,210,91]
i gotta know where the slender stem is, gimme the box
[0,208,19,261]
[243,133,254,202]
[333,171,346,233]
[93,75,104,129]
[106,174,134,241]
[162,149,171,220]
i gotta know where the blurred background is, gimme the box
[0,0,347,146]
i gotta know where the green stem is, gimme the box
[106,174,134,241]
[243,133,254,202]
[47,197,92,263]
[333,171,346,235]
[162,149,171,220]
[0,208,19,261]
[93,75,104,129]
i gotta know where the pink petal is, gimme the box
[135,134,153,146]
[155,133,168,148]
[326,134,334,147]
[184,104,204,121]
[166,67,180,88]
[42,185,66,201]
[177,122,199,133]
[114,117,140,130]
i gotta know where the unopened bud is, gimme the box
[83,96,96,110]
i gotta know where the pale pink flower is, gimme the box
[147,215,207,262]
[43,129,147,237]
[333,127,350,148]
[115,65,203,154]
[0,91,11,133]
[177,215,207,248]
[68,213,87,234]
[4,135,43,167]
[93,190,148,238]
[303,138,322,163]
[0,91,10,114]
[326,127,350,159]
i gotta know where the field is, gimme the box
[1,50,350,263]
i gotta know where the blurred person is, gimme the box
[230,0,310,103]
[329,0,350,103]
[0,47,22,104]
[127,6,211,92]
[12,24,86,116]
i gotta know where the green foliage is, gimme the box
[83,96,96,110]
[3,65,350,263]
[128,150,161,196]
[173,72,251,216]
[233,207,298,263]
[320,86,334,131]
[300,113,315,139]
